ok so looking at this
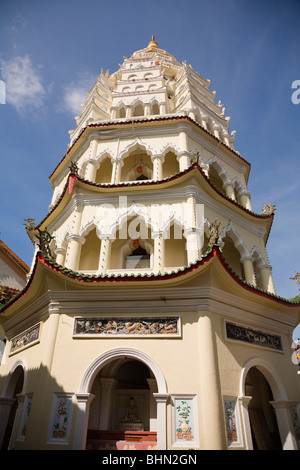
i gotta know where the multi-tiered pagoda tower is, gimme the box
[0,37,299,451]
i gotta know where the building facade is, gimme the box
[0,37,300,450]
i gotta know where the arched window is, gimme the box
[164,222,187,269]
[221,236,245,279]
[120,152,153,182]
[125,241,150,269]
[78,228,101,271]
[208,164,225,193]
[133,103,144,117]
[95,157,113,184]
[162,151,179,179]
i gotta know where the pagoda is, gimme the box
[0,37,299,451]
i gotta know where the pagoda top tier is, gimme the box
[68,36,234,150]
[128,35,180,66]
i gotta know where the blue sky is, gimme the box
[0,0,300,338]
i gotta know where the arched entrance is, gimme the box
[240,358,298,450]
[0,361,25,449]
[245,367,281,449]
[74,348,168,450]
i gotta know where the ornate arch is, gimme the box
[219,221,249,258]
[79,347,167,394]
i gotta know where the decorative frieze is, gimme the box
[9,323,41,355]
[225,320,283,351]
[73,316,180,337]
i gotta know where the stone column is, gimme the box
[126,105,133,118]
[153,393,169,450]
[151,155,163,181]
[54,247,66,266]
[241,256,256,286]
[239,191,252,211]
[147,378,158,432]
[85,159,100,182]
[259,264,276,294]
[177,152,190,172]
[159,102,166,115]
[73,393,95,450]
[144,104,151,116]
[238,396,253,449]
[24,312,60,448]
[8,393,25,449]
[65,235,85,271]
[98,236,112,275]
[224,182,236,201]
[99,378,117,430]
[197,312,227,449]
[270,401,298,450]
[153,232,165,275]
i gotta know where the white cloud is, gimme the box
[61,73,96,116]
[0,55,46,112]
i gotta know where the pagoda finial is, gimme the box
[147,34,158,50]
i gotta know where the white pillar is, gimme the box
[239,191,252,211]
[159,102,166,115]
[259,264,276,294]
[73,393,95,450]
[177,152,190,172]
[197,312,227,449]
[153,393,168,450]
[85,159,100,182]
[99,378,117,430]
[270,401,298,450]
[144,104,151,116]
[151,155,163,181]
[224,182,236,201]
[8,394,25,449]
[238,396,253,449]
[153,233,165,275]
[54,247,66,266]
[98,236,112,274]
[147,378,158,432]
[241,256,256,285]
[126,105,133,118]
[65,235,85,271]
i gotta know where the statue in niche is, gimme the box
[118,396,144,431]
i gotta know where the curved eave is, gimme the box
[28,164,273,243]
[1,245,299,317]
[49,116,251,184]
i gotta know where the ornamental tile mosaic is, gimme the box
[225,321,283,351]
[47,393,74,444]
[73,316,180,337]
[171,395,199,448]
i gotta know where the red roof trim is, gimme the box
[32,163,273,235]
[1,246,299,314]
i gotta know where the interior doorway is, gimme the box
[245,367,282,450]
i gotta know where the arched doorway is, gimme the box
[75,348,168,450]
[86,358,157,449]
[245,367,281,450]
[240,358,297,450]
[0,363,25,449]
